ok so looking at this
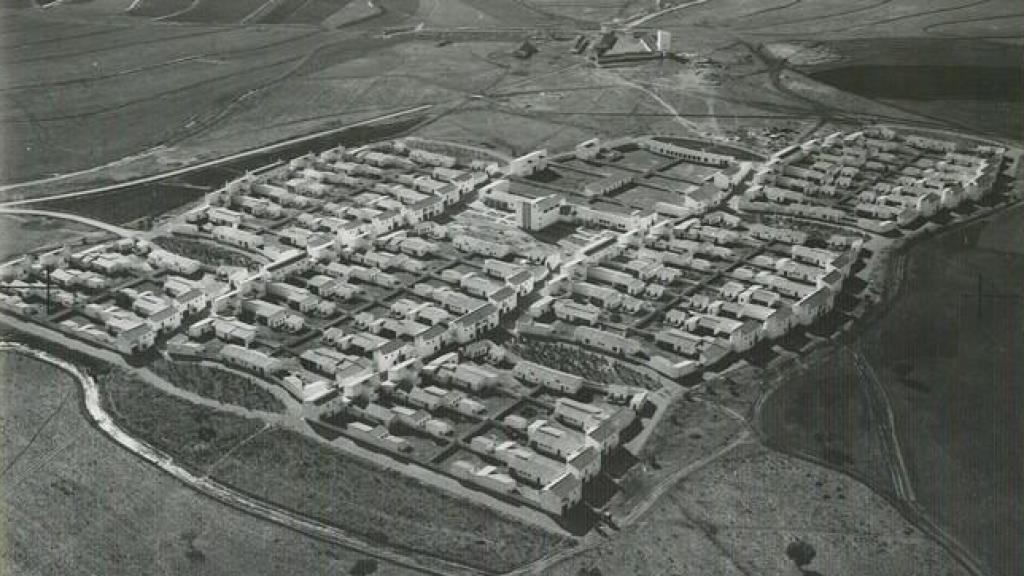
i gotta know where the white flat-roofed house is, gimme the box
[507,149,548,176]
[398,236,437,257]
[460,273,502,298]
[572,281,623,310]
[452,233,511,259]
[414,324,448,357]
[450,461,517,494]
[148,249,202,276]
[747,223,808,245]
[424,418,454,438]
[584,407,636,455]
[717,300,794,340]
[126,291,183,334]
[456,397,487,417]
[346,422,410,454]
[655,327,705,356]
[105,315,157,355]
[175,289,208,315]
[514,360,584,395]
[855,202,917,227]
[307,275,343,299]
[485,258,528,280]
[507,270,536,296]
[538,471,583,516]
[410,148,457,168]
[450,304,499,344]
[212,226,264,250]
[279,226,315,248]
[213,317,258,346]
[488,286,517,315]
[574,203,657,233]
[372,339,406,372]
[446,362,498,392]
[589,266,645,296]
[574,326,641,356]
[527,420,588,460]
[208,206,244,226]
[300,347,355,377]
[242,299,289,329]
[792,286,833,326]
[685,313,758,352]
[499,446,582,514]
[266,282,319,314]
[566,445,601,481]
[553,299,601,325]
[221,344,283,377]
[406,385,460,412]
[144,303,183,335]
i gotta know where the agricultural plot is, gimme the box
[282,0,356,25]
[0,13,317,185]
[128,0,194,18]
[167,0,271,23]
[522,0,651,22]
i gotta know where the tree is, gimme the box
[786,539,816,569]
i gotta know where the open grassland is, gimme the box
[0,10,319,185]
[859,207,1024,576]
[207,428,574,572]
[549,444,969,576]
[0,213,111,261]
[0,350,421,576]
[614,398,745,516]
[148,358,287,414]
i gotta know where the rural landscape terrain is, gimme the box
[1,1,1021,576]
